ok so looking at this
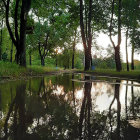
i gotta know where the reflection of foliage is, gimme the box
[0,74,140,140]
[0,75,80,140]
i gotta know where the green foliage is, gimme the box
[0,0,139,73]
[92,55,116,69]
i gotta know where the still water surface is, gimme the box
[0,73,140,140]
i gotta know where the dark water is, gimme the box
[0,73,140,140]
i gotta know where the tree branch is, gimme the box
[118,0,122,46]
[2,0,6,7]
[80,0,87,50]
[14,0,20,42]
[5,0,17,46]
[87,0,92,49]
[109,0,115,49]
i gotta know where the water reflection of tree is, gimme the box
[79,76,92,140]
[79,76,109,140]
[2,78,79,140]
[108,80,140,140]
[1,76,140,140]
[78,79,140,140]
[34,77,79,139]
[3,82,28,140]
[109,80,121,140]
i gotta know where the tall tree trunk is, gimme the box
[56,56,57,67]
[0,29,2,61]
[80,0,92,71]
[29,51,32,65]
[72,31,76,69]
[10,42,13,63]
[125,29,129,71]
[109,0,122,72]
[15,48,20,64]
[0,90,1,110]
[19,0,27,67]
[131,42,135,70]
[85,48,91,71]
[0,19,3,60]
[72,43,75,69]
[41,56,45,66]
[91,56,92,67]
[115,46,122,71]
[68,54,70,69]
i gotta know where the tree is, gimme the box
[80,0,93,71]
[129,1,139,70]
[72,30,77,69]
[0,2,5,60]
[0,20,3,61]
[109,0,122,71]
[2,0,32,66]
[122,0,140,71]
[29,0,79,66]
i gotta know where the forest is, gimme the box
[0,0,140,140]
[0,0,139,74]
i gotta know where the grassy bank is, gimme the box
[0,61,59,79]
[82,69,140,81]
[0,61,140,82]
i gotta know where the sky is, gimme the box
[76,32,140,63]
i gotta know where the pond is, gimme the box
[0,73,140,140]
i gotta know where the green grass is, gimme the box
[0,61,60,78]
[86,69,140,81]
[1,61,140,81]
[0,61,26,77]
[27,65,60,74]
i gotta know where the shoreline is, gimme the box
[0,69,140,83]
[76,70,140,82]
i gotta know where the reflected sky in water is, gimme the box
[0,73,140,140]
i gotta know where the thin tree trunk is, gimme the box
[85,48,91,70]
[56,56,57,67]
[68,54,70,69]
[10,42,13,63]
[72,49,75,69]
[0,29,2,61]
[91,56,92,67]
[125,29,129,71]
[41,56,45,66]
[29,51,32,65]
[131,43,134,70]
[131,23,136,70]
[72,32,76,69]
[0,19,3,60]
[115,46,122,71]
[109,0,122,72]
